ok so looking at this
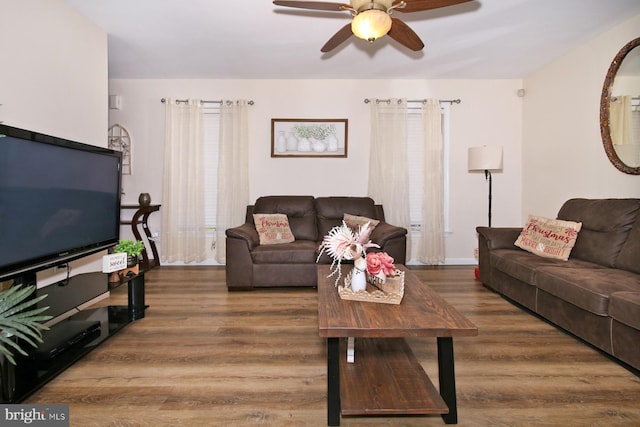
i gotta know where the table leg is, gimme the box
[437,337,457,424]
[128,273,146,320]
[327,337,341,426]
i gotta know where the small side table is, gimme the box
[121,204,161,270]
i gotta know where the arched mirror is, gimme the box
[600,37,640,175]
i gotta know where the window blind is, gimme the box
[406,102,450,233]
[202,107,220,231]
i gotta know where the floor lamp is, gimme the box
[468,146,503,227]
[469,146,503,279]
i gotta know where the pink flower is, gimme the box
[366,252,395,276]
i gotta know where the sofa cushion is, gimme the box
[536,266,640,316]
[557,198,640,267]
[514,215,582,261]
[491,248,600,285]
[253,213,295,245]
[315,197,379,238]
[609,292,640,330]
[615,214,640,274]
[251,240,318,264]
[253,196,318,242]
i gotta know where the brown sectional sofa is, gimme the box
[225,196,407,291]
[477,198,640,372]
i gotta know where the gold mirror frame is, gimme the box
[600,37,640,175]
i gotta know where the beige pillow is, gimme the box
[253,213,295,245]
[343,213,380,233]
[514,215,582,261]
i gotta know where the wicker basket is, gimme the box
[339,269,405,305]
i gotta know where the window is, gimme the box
[202,105,220,246]
[406,101,451,233]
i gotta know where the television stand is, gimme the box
[121,204,161,270]
[1,271,146,403]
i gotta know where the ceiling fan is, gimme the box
[273,0,472,52]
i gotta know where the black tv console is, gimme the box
[1,271,146,403]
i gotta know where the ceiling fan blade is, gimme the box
[321,23,353,52]
[273,1,350,11]
[387,18,424,51]
[393,0,472,13]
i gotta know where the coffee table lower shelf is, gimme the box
[339,338,449,417]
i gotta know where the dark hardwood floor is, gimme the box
[26,266,640,426]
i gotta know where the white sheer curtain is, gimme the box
[161,99,207,263]
[418,99,445,264]
[368,98,412,259]
[215,100,250,263]
[610,95,632,146]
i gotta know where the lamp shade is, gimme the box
[351,9,392,41]
[468,146,503,171]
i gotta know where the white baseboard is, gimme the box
[406,258,477,266]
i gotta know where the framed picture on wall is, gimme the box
[271,118,348,158]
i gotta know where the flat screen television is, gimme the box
[0,124,122,282]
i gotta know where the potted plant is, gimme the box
[113,239,145,274]
[0,284,52,402]
[0,284,51,365]
[113,239,145,263]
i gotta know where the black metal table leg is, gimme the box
[437,337,458,424]
[327,337,341,426]
[128,272,146,320]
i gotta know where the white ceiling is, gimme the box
[65,0,640,80]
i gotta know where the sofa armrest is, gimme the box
[226,223,260,290]
[370,222,408,264]
[476,226,522,250]
[476,226,522,286]
[370,222,407,247]
[226,223,260,250]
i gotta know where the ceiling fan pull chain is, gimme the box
[388,1,407,14]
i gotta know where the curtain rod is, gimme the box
[161,98,254,105]
[364,98,461,105]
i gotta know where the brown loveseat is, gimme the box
[225,196,407,291]
[477,198,640,372]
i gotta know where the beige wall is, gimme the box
[522,14,640,219]
[0,0,108,146]
[109,78,523,264]
[0,0,109,282]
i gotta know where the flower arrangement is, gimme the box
[366,252,396,281]
[317,221,379,286]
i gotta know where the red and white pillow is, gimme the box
[253,213,295,245]
[515,215,582,261]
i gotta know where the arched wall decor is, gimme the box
[108,123,132,175]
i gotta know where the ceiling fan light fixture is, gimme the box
[351,9,392,42]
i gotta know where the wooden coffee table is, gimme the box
[317,265,478,426]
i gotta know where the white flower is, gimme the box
[317,220,380,286]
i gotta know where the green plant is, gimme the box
[293,124,334,140]
[113,239,145,257]
[293,124,315,139]
[0,285,52,365]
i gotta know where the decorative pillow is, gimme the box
[343,213,380,233]
[253,213,295,245]
[514,215,582,261]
